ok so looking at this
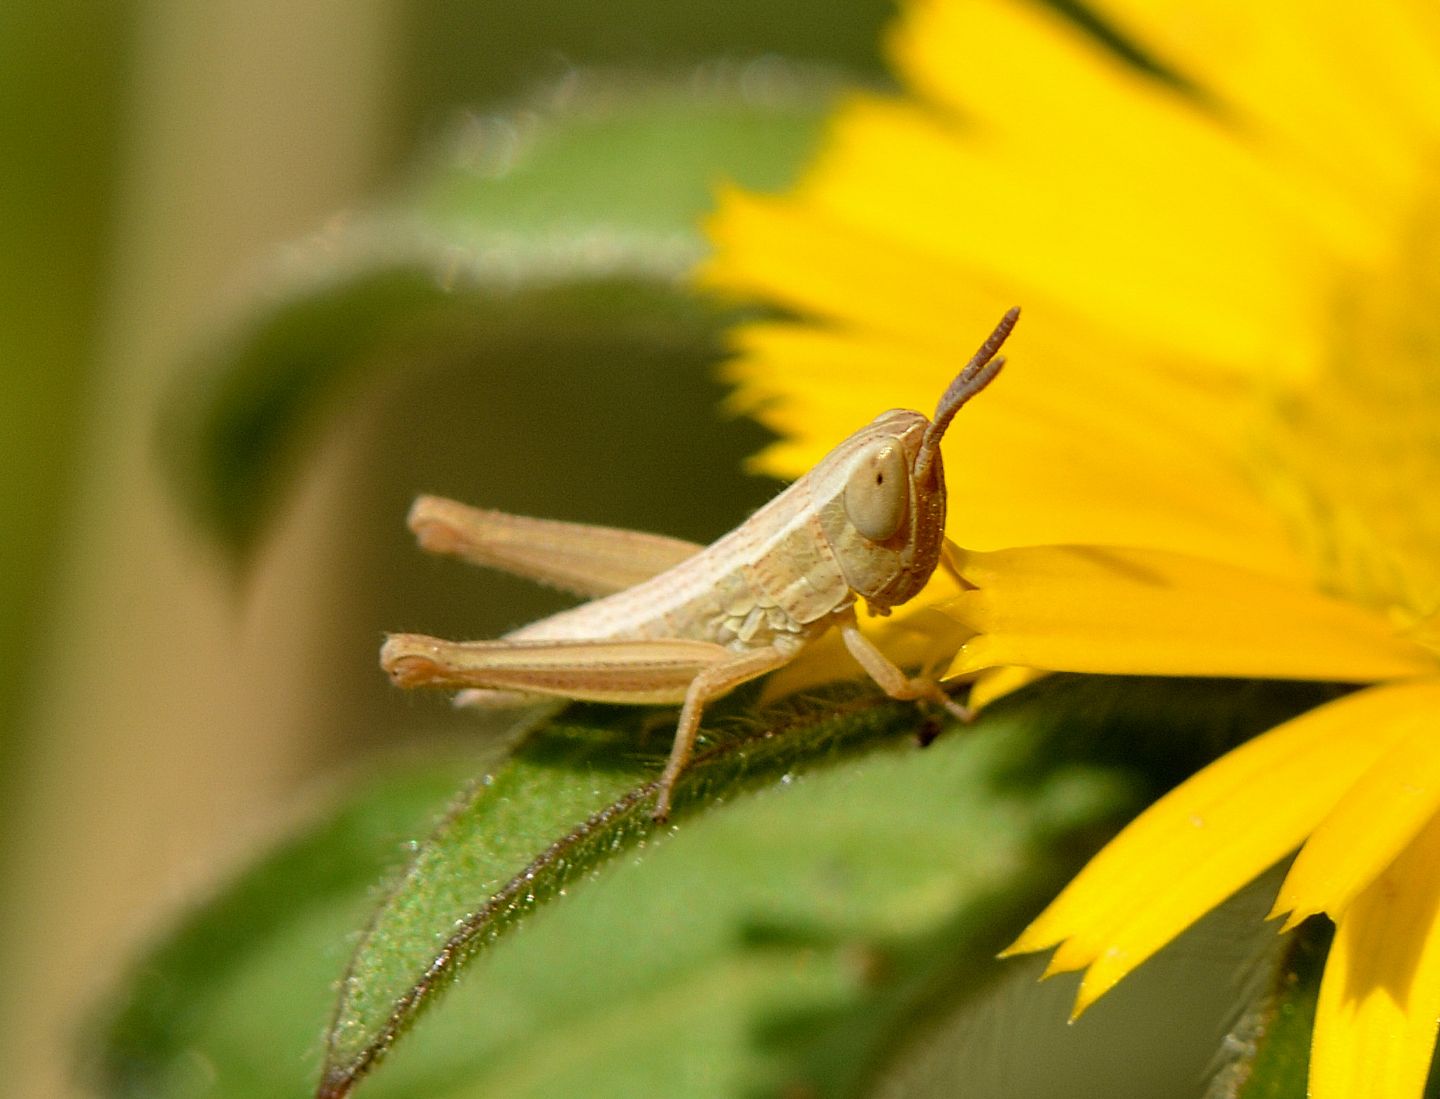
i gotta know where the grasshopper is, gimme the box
[382,308,1017,819]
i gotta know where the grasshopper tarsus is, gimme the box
[940,694,973,725]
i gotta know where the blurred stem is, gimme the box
[0,0,131,900]
[1,2,401,1096]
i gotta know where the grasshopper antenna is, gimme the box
[915,306,1019,482]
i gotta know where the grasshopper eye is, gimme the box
[844,440,908,541]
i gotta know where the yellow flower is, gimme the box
[701,0,1440,1093]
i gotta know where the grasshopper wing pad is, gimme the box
[408,496,703,597]
[382,634,739,706]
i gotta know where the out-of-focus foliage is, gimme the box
[163,75,828,561]
[398,0,894,129]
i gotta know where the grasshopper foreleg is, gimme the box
[838,612,971,724]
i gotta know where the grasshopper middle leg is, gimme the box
[653,644,790,821]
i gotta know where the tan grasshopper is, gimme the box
[382,308,1018,819]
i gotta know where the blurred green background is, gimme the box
[0,3,892,1095]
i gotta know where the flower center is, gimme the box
[1254,182,1440,654]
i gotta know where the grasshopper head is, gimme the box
[817,308,1017,612]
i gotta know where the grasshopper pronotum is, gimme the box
[382,308,1018,819]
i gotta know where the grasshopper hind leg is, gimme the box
[381,632,789,819]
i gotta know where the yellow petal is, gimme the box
[1310,815,1440,1099]
[792,95,1320,379]
[890,0,1385,269]
[1004,683,1434,1014]
[945,545,1437,683]
[1093,0,1435,213]
[702,183,1021,359]
[1273,680,1440,928]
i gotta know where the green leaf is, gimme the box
[162,72,829,561]
[319,685,1102,1097]
[89,677,1338,1099]
[321,675,1331,1097]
